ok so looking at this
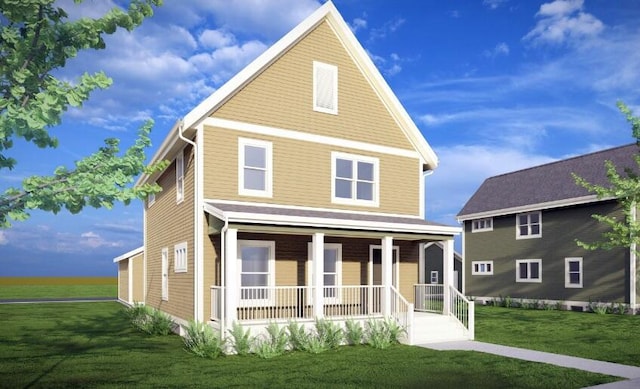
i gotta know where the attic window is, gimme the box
[313,61,337,114]
[472,218,493,232]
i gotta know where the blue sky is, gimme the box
[1,0,639,276]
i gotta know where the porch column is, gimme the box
[442,239,454,316]
[381,236,393,316]
[225,228,238,329]
[312,232,325,318]
[418,242,426,284]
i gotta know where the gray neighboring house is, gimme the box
[457,144,639,311]
[424,242,462,292]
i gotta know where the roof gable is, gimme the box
[458,144,638,219]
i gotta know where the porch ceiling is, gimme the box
[204,200,460,240]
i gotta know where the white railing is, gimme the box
[414,284,444,313]
[237,286,312,321]
[449,286,475,340]
[322,285,383,318]
[211,286,223,322]
[390,286,414,345]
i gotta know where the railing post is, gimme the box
[442,240,454,316]
[407,303,414,345]
[381,236,393,316]
[468,299,475,340]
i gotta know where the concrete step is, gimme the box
[411,314,470,344]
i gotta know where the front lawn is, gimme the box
[0,302,618,388]
[0,277,116,299]
[476,305,640,366]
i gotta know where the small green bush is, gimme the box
[254,323,288,359]
[287,321,310,351]
[345,319,364,345]
[365,318,404,349]
[183,321,225,359]
[124,303,151,330]
[315,318,344,349]
[228,322,252,356]
[146,308,174,335]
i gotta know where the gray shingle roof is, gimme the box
[457,143,638,218]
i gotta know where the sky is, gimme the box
[1,0,639,276]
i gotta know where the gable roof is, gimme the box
[137,1,437,187]
[457,143,638,220]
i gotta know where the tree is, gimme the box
[573,102,640,252]
[0,0,167,227]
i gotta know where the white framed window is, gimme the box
[516,211,541,239]
[238,138,272,197]
[161,247,169,301]
[307,243,343,304]
[238,240,275,306]
[565,257,583,288]
[176,150,184,203]
[331,152,379,207]
[430,271,439,284]
[174,242,187,273]
[516,259,542,283]
[147,192,155,208]
[472,261,494,275]
[313,61,338,114]
[472,218,493,232]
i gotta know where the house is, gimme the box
[116,1,472,344]
[457,144,639,312]
[424,242,462,291]
[113,246,144,306]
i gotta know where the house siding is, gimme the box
[213,21,414,151]
[118,261,129,302]
[202,126,420,215]
[131,252,145,303]
[424,244,462,290]
[145,144,196,321]
[464,200,630,303]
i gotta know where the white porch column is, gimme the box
[442,239,454,316]
[381,236,393,316]
[224,228,238,329]
[312,233,325,318]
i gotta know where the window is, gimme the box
[238,240,275,305]
[472,261,493,275]
[430,271,439,284]
[174,242,187,273]
[472,218,493,232]
[565,257,583,288]
[516,259,542,283]
[161,248,169,301]
[307,243,343,304]
[332,152,379,206]
[238,138,272,197]
[176,150,184,203]
[516,211,541,239]
[313,61,337,114]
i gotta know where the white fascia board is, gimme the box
[113,246,144,263]
[456,195,612,222]
[135,120,181,187]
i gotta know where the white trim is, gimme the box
[430,271,439,284]
[147,192,155,208]
[631,204,637,309]
[238,137,273,198]
[176,150,184,204]
[238,240,276,306]
[457,195,611,222]
[565,257,583,288]
[113,246,144,263]
[369,245,400,288]
[471,218,493,233]
[331,152,379,207]
[471,260,493,275]
[174,242,188,273]
[516,211,542,239]
[127,257,133,305]
[307,243,343,304]
[203,117,420,160]
[516,259,542,283]
[313,61,338,115]
[161,247,169,301]
[143,207,148,303]
[194,124,204,322]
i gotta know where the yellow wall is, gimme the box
[118,261,129,302]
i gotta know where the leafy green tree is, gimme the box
[0,0,166,227]
[573,102,640,252]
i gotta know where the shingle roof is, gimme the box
[457,143,638,218]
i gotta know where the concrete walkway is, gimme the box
[420,341,640,388]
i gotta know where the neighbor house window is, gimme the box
[472,261,493,275]
[161,248,169,301]
[516,211,541,239]
[176,150,184,203]
[307,243,343,304]
[472,218,493,232]
[430,271,439,284]
[174,242,187,273]
[565,257,583,288]
[238,240,275,305]
[313,61,337,114]
[516,259,542,283]
[238,138,272,197]
[332,152,379,206]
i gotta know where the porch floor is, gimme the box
[412,312,471,344]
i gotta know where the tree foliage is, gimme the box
[0,0,165,227]
[573,102,640,252]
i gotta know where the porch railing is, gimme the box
[322,285,383,318]
[450,286,475,340]
[211,285,223,322]
[390,285,414,345]
[237,286,313,321]
[414,284,444,313]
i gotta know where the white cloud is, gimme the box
[199,29,236,49]
[189,40,268,85]
[369,17,405,42]
[483,0,509,10]
[483,42,510,58]
[524,0,604,45]
[350,17,368,33]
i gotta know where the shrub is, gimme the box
[504,296,512,308]
[315,318,344,349]
[555,301,565,311]
[124,303,151,330]
[344,319,364,345]
[146,308,174,335]
[287,321,310,351]
[614,302,628,315]
[228,322,252,356]
[303,334,327,354]
[254,323,288,359]
[183,321,225,359]
[365,318,404,349]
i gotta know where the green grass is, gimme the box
[0,277,116,299]
[0,302,618,388]
[476,305,640,366]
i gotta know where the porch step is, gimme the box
[411,313,470,344]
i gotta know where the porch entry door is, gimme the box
[370,246,399,288]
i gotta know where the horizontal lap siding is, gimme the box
[118,261,128,302]
[131,253,145,303]
[146,145,196,321]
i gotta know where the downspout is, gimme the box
[631,203,637,312]
[178,120,202,322]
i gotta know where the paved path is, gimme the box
[420,341,640,388]
[0,297,116,304]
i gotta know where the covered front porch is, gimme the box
[204,201,472,345]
